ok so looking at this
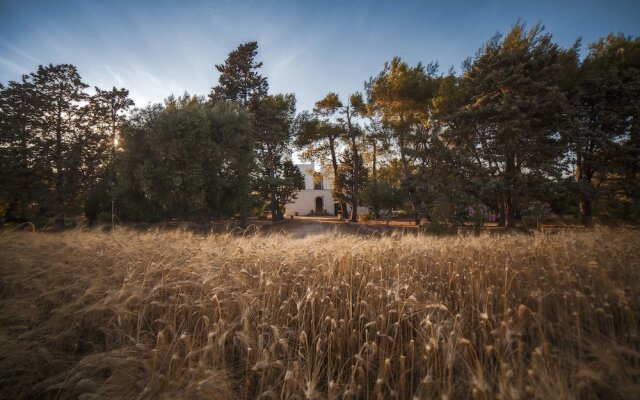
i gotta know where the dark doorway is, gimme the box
[315,197,323,213]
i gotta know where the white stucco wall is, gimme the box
[285,189,335,216]
[285,163,358,216]
[296,162,333,190]
[284,191,368,217]
[319,164,334,190]
[297,163,314,190]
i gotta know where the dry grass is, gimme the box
[0,228,639,399]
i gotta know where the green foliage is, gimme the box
[0,77,49,222]
[210,41,268,109]
[2,29,639,228]
[294,116,347,216]
[0,64,133,225]
[566,34,640,224]
[293,112,343,193]
[361,179,404,217]
[96,211,112,224]
[254,94,303,221]
[30,64,90,224]
[313,92,342,116]
[334,149,369,219]
[209,41,271,226]
[83,180,110,223]
[368,57,439,177]
[466,203,495,234]
[358,210,374,222]
[276,160,305,211]
[442,23,571,226]
[115,96,254,221]
[421,219,445,235]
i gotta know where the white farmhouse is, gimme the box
[285,163,339,216]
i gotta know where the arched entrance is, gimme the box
[315,197,323,213]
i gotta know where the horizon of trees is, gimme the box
[1,22,638,228]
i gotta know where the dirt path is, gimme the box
[260,216,415,238]
[109,217,390,238]
[260,216,346,238]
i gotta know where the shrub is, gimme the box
[421,220,445,235]
[466,203,497,233]
[358,210,374,222]
[522,201,556,229]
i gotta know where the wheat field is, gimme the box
[0,228,639,399]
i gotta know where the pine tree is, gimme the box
[368,58,437,177]
[31,64,89,227]
[367,58,440,215]
[210,42,268,226]
[314,92,367,221]
[0,77,45,221]
[457,23,569,227]
[253,93,301,221]
[115,96,254,221]
[294,112,343,204]
[82,87,134,223]
[334,148,368,220]
[568,34,640,224]
[210,41,268,110]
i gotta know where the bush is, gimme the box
[465,203,497,234]
[84,183,110,223]
[358,210,374,222]
[522,201,555,220]
[421,220,445,235]
[522,201,556,230]
[96,211,112,225]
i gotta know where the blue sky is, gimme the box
[1,0,639,112]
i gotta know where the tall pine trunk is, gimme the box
[503,190,514,228]
[269,188,279,221]
[351,177,358,222]
[239,130,254,228]
[54,100,65,229]
[576,155,594,226]
[20,125,31,220]
[346,108,359,223]
[268,166,280,222]
[329,137,347,218]
[497,196,505,227]
[579,197,592,226]
[398,120,416,213]
[371,141,377,180]
[350,138,359,223]
[503,154,516,228]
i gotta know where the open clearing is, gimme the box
[1,228,639,399]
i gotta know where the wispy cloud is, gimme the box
[134,66,162,86]
[269,42,312,77]
[0,35,41,65]
[0,56,28,75]
[1,0,638,112]
[104,65,124,87]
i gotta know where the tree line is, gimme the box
[1,22,638,228]
[299,23,640,226]
[0,42,304,227]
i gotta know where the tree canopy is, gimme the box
[1,25,639,227]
